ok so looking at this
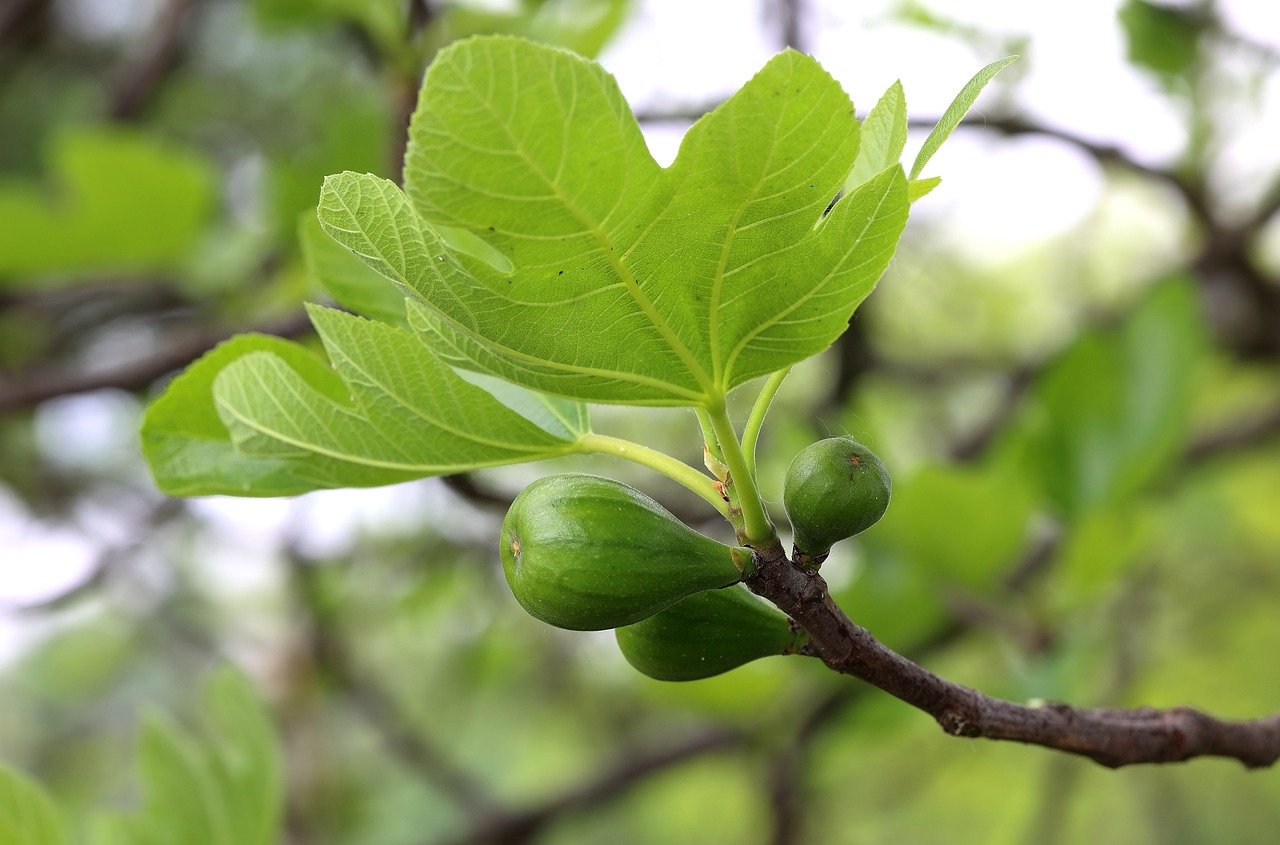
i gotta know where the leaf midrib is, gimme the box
[321,337,561,454]
[329,188,704,403]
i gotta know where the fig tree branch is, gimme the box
[745,543,1280,769]
[764,525,1061,844]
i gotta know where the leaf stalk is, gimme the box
[577,433,729,518]
[705,403,775,545]
[741,368,790,481]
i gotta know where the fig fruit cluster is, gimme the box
[499,437,889,681]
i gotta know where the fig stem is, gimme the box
[706,402,776,545]
[741,367,790,481]
[577,433,730,518]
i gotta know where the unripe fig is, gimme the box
[501,474,750,631]
[615,585,803,681]
[783,436,891,563]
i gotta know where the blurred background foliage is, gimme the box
[1,0,1279,843]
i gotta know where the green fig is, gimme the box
[783,436,891,563]
[615,585,804,681]
[501,474,750,631]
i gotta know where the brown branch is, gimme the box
[772,0,806,53]
[440,473,516,510]
[1185,401,1280,467]
[744,542,1280,769]
[0,0,47,55]
[107,0,198,121]
[948,366,1036,462]
[0,310,311,416]
[764,525,1060,843]
[436,727,747,845]
[0,499,183,614]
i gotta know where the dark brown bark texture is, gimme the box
[745,543,1280,770]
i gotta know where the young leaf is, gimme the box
[140,334,351,497]
[909,55,1017,180]
[907,176,942,202]
[0,765,66,845]
[211,306,583,490]
[320,37,910,408]
[846,80,908,194]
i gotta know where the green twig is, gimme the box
[741,368,790,481]
[706,404,775,545]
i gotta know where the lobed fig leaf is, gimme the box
[615,585,803,681]
[783,436,891,562]
[501,474,749,631]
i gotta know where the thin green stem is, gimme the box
[706,404,775,545]
[577,433,729,518]
[695,408,722,461]
[741,368,790,481]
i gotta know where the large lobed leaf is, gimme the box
[143,38,1014,496]
[320,36,911,408]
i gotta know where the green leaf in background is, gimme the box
[1054,503,1156,601]
[94,671,281,845]
[0,128,213,282]
[868,464,1035,590]
[1118,0,1203,87]
[211,305,585,491]
[434,0,634,58]
[0,765,66,845]
[321,37,909,408]
[1009,278,1208,519]
[846,80,907,193]
[253,0,405,54]
[140,334,349,497]
[201,670,283,845]
[300,214,409,326]
[909,55,1017,180]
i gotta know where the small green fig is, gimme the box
[501,474,750,631]
[783,436,891,563]
[615,585,803,681]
